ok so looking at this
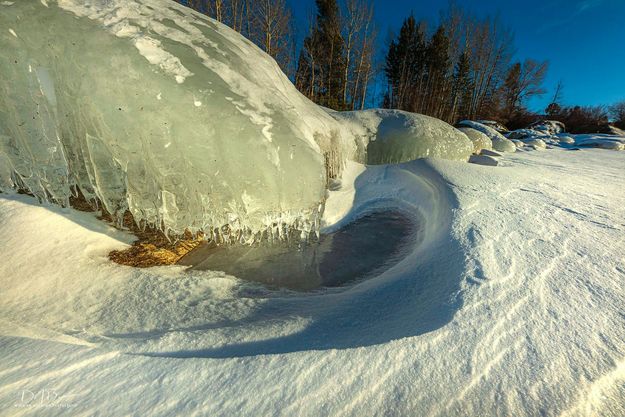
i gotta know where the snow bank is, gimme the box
[457,120,516,153]
[333,109,473,164]
[0,0,353,242]
[1,149,625,416]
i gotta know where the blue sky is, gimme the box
[288,0,625,111]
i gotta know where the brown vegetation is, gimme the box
[68,188,205,268]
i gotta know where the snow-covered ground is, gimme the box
[1,148,624,416]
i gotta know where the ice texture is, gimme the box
[0,0,352,241]
[457,120,517,153]
[332,109,473,165]
[458,127,493,154]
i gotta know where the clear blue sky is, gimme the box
[288,0,625,111]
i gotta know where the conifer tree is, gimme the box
[295,0,347,109]
[451,51,473,120]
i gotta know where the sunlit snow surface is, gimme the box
[1,149,624,416]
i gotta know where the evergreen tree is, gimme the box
[424,24,451,117]
[383,15,426,111]
[295,0,347,109]
[451,51,473,120]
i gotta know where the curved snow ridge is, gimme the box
[121,160,464,357]
[323,160,455,257]
[0,159,466,358]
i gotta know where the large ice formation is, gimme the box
[0,0,355,241]
[332,110,473,165]
[457,120,516,153]
[1,0,481,241]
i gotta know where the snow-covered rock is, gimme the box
[507,129,548,140]
[556,135,576,145]
[468,154,498,166]
[476,120,509,133]
[607,125,625,137]
[458,127,493,154]
[528,120,565,135]
[333,109,473,165]
[0,0,357,241]
[575,134,625,151]
[457,121,516,153]
[480,149,503,157]
[524,139,547,150]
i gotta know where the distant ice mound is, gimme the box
[457,127,493,154]
[574,135,625,151]
[607,125,625,137]
[0,0,353,241]
[333,110,473,165]
[457,121,516,153]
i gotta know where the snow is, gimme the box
[524,138,548,149]
[507,128,549,140]
[1,148,624,416]
[457,120,517,153]
[468,154,499,166]
[574,134,625,151]
[1,3,625,412]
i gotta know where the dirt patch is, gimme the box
[67,188,205,267]
[109,230,205,268]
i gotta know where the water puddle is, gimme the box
[181,211,418,291]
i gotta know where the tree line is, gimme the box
[179,0,624,132]
[180,0,376,111]
[382,6,550,126]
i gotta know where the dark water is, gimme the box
[181,211,417,291]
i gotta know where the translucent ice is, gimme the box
[457,120,516,153]
[333,109,473,165]
[0,0,350,241]
[457,127,493,154]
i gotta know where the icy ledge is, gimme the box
[0,0,353,241]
